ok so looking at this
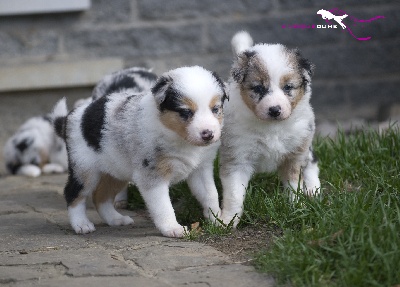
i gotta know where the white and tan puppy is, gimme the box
[219,31,321,226]
[51,66,227,237]
[3,115,68,177]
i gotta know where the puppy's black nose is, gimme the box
[201,129,214,141]
[268,105,281,118]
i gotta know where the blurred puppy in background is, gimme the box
[3,115,68,177]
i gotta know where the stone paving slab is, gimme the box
[0,174,274,286]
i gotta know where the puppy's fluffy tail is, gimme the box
[231,31,253,55]
[51,98,68,140]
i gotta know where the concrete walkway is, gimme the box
[0,174,273,286]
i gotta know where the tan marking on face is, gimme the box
[291,85,306,109]
[238,54,270,118]
[159,111,189,140]
[159,96,197,141]
[240,88,257,114]
[209,95,223,124]
[279,73,305,110]
[156,156,173,179]
[182,97,198,111]
[92,173,128,209]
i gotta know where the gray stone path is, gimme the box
[0,174,273,286]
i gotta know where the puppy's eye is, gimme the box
[283,84,294,93]
[251,85,268,96]
[211,106,221,114]
[178,109,193,121]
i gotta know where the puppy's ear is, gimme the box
[211,71,229,103]
[231,50,256,84]
[295,49,315,77]
[151,75,173,105]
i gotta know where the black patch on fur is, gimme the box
[151,76,171,95]
[54,117,67,140]
[251,85,269,99]
[104,75,137,96]
[134,70,158,82]
[231,67,244,83]
[243,50,256,58]
[81,96,109,152]
[16,138,34,152]
[211,71,229,103]
[6,162,21,175]
[159,86,183,113]
[142,158,149,167]
[295,49,314,77]
[64,166,84,206]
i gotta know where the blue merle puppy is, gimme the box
[51,66,227,237]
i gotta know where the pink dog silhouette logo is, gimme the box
[317,8,385,41]
[317,9,348,29]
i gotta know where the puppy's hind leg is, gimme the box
[65,171,99,234]
[93,174,133,226]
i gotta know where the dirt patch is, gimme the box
[198,224,281,264]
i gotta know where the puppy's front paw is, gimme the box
[72,219,95,234]
[161,224,187,238]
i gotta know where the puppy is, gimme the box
[3,115,68,177]
[51,66,227,237]
[219,31,321,226]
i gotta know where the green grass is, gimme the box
[128,125,400,287]
[251,126,400,287]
